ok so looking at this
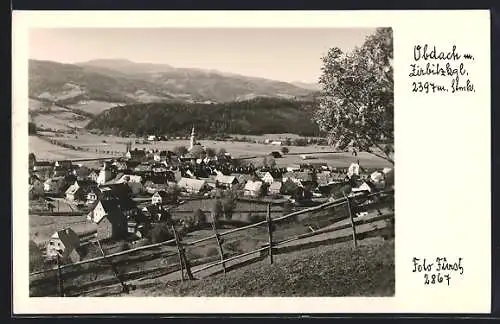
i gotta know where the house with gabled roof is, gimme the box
[88,195,139,240]
[125,149,147,161]
[152,190,169,205]
[177,177,208,194]
[215,174,238,189]
[65,179,98,202]
[46,228,81,262]
[268,181,283,195]
[244,180,263,197]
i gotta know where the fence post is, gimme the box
[344,194,358,248]
[172,225,185,282]
[266,203,274,264]
[96,240,129,294]
[56,255,65,297]
[211,213,227,275]
[173,225,194,280]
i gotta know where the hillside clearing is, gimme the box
[126,238,394,297]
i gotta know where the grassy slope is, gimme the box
[129,238,394,297]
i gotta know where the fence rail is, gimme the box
[30,189,394,297]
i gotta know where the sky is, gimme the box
[29,28,376,83]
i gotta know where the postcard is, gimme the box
[12,10,491,314]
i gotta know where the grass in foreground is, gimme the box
[129,238,394,297]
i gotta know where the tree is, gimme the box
[212,199,223,221]
[205,147,216,158]
[217,148,227,159]
[193,209,207,226]
[281,147,289,154]
[190,145,205,159]
[149,223,173,243]
[262,156,276,168]
[221,191,238,220]
[173,145,188,157]
[314,28,394,164]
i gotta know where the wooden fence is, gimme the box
[29,189,394,297]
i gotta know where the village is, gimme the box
[28,126,394,270]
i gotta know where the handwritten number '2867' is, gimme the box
[424,273,451,285]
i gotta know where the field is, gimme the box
[29,136,113,161]
[125,238,394,297]
[33,112,90,132]
[30,131,392,169]
[29,214,95,245]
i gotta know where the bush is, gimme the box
[247,213,266,223]
[193,209,207,226]
[281,147,289,154]
[149,223,173,244]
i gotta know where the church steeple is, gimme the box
[189,125,196,150]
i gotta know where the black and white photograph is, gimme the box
[26,26,395,298]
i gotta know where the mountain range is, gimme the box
[29,59,319,106]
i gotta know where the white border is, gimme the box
[13,10,491,314]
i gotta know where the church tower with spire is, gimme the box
[189,125,196,151]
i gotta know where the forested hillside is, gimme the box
[86,97,321,136]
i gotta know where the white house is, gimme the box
[97,163,114,185]
[347,162,360,179]
[177,177,208,194]
[262,172,276,184]
[244,180,263,197]
[43,176,66,193]
[46,228,81,262]
[215,174,238,189]
[151,190,168,205]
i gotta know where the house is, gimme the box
[244,180,263,197]
[370,171,386,190]
[116,174,144,195]
[55,160,72,169]
[134,163,153,173]
[74,166,90,180]
[236,174,252,185]
[270,141,282,146]
[88,170,99,183]
[53,166,68,177]
[43,176,66,193]
[97,162,115,185]
[351,181,374,194]
[46,228,81,262]
[65,180,97,202]
[286,164,301,172]
[147,135,157,141]
[33,161,53,172]
[142,204,171,223]
[113,160,129,171]
[86,183,131,205]
[177,177,208,194]
[90,200,129,241]
[153,151,169,162]
[268,181,283,195]
[215,174,239,189]
[347,162,361,179]
[152,190,169,205]
[262,172,276,184]
[125,149,146,161]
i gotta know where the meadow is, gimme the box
[30,131,392,169]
